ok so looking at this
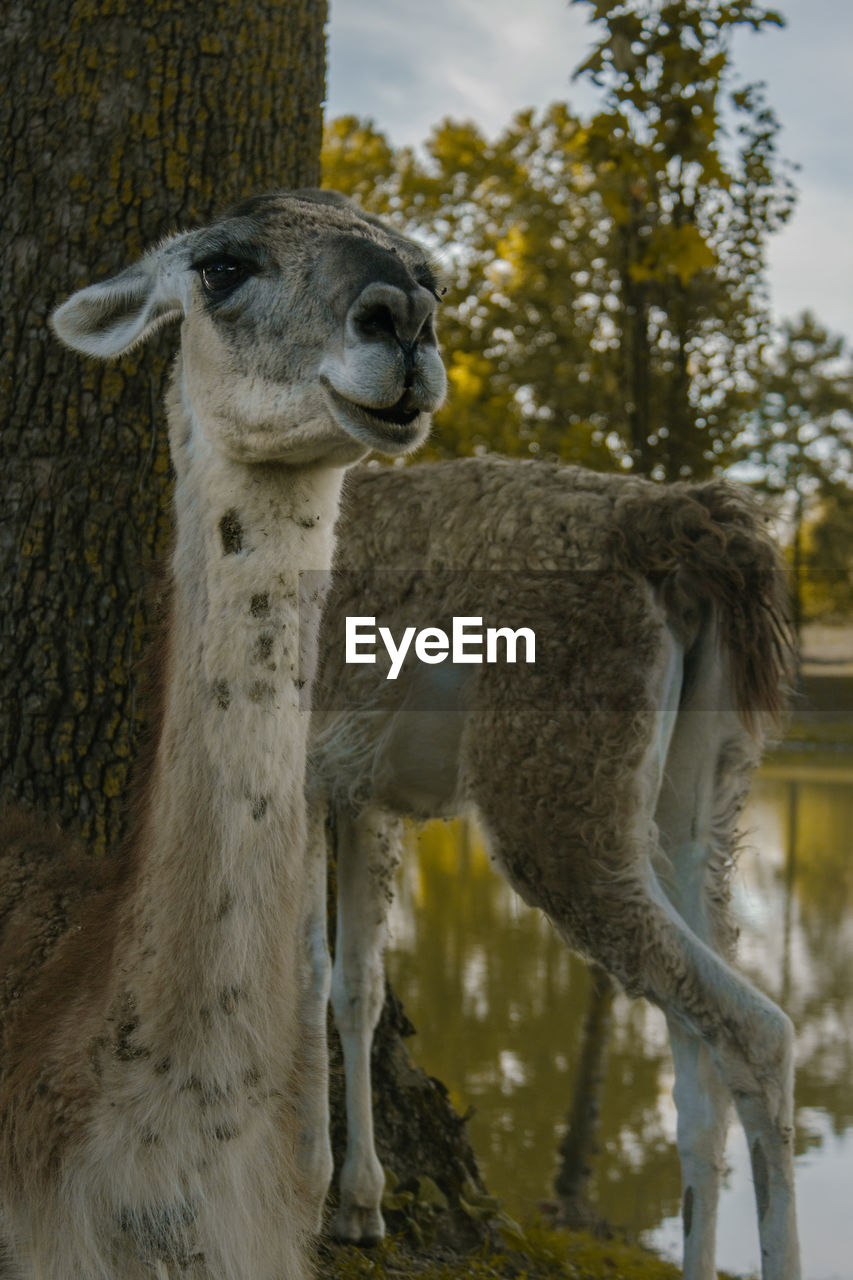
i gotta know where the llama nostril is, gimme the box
[348,282,435,353]
[354,303,398,344]
[353,301,424,383]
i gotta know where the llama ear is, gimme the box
[51,232,195,359]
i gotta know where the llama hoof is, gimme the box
[332,1203,386,1246]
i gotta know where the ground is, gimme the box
[317,1219,699,1280]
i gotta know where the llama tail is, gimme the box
[613,478,796,734]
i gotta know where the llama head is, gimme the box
[51,190,447,466]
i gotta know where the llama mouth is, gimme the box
[365,393,421,427]
[323,380,429,447]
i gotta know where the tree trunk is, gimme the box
[618,214,653,476]
[791,483,805,676]
[1,0,326,851]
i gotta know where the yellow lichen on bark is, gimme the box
[2,0,327,847]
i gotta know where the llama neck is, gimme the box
[119,381,344,1071]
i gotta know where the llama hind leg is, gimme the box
[653,707,745,1277]
[599,620,732,1277]
[633,659,797,1278]
[654,628,797,1280]
[643,693,798,1277]
[554,845,798,1280]
[331,805,403,1244]
[470,627,798,1279]
[642,634,734,1279]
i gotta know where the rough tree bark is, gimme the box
[1,0,326,850]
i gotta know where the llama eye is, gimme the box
[198,257,253,298]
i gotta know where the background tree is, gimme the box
[323,0,795,478]
[571,0,795,477]
[805,488,853,620]
[323,106,613,464]
[733,311,853,634]
[1,0,325,849]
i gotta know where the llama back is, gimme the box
[324,458,793,744]
[317,466,786,915]
[334,456,627,573]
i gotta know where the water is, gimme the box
[384,759,853,1280]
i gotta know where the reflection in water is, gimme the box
[384,762,853,1280]
[553,965,615,1218]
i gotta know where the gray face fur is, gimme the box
[51,190,447,465]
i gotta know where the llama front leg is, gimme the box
[331,806,403,1244]
[296,798,335,1232]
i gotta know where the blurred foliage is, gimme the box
[323,0,796,480]
[734,311,853,623]
[568,0,794,478]
[805,489,853,619]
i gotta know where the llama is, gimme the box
[305,456,800,1280]
[0,191,445,1279]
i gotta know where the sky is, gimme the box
[325,0,853,344]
